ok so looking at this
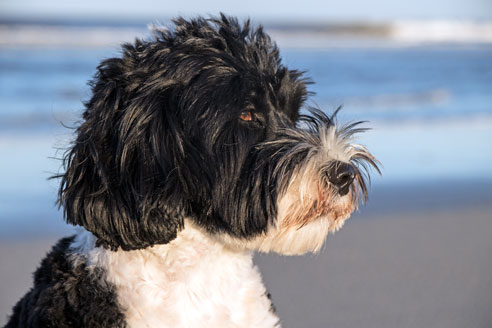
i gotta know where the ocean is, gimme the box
[1,22,492,237]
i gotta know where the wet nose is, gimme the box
[326,161,356,196]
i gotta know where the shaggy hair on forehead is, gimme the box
[56,14,309,251]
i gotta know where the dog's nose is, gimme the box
[326,161,356,196]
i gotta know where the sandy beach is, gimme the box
[257,205,492,328]
[1,181,492,327]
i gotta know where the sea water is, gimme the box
[1,38,492,236]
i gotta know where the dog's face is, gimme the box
[58,15,379,254]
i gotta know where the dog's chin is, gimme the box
[255,192,354,255]
[217,192,355,256]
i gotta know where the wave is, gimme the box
[0,24,147,47]
[340,89,452,109]
[390,20,492,43]
[1,20,492,47]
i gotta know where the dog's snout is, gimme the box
[326,161,356,196]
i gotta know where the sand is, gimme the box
[1,203,492,327]
[256,206,492,328]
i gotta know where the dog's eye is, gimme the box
[239,111,254,122]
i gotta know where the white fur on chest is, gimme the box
[71,223,280,328]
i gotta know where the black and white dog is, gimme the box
[6,14,379,327]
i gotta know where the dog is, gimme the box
[5,14,380,328]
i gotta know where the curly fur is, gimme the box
[6,14,379,328]
[5,237,125,327]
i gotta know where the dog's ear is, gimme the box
[57,46,187,251]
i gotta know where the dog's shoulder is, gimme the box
[5,236,126,328]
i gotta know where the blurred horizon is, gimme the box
[2,0,492,21]
[2,17,492,49]
[2,0,492,48]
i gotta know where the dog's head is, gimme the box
[58,14,380,253]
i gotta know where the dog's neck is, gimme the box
[70,221,280,328]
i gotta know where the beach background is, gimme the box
[1,1,492,327]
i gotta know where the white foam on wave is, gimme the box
[2,20,492,48]
[390,20,492,43]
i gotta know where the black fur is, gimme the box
[55,14,308,251]
[5,237,125,328]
